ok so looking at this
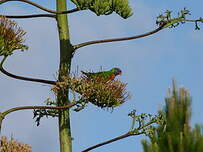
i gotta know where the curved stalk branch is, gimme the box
[74,23,166,50]
[1,101,77,118]
[1,0,80,14]
[81,119,157,152]
[0,56,56,85]
[1,0,56,13]
[0,101,77,134]
[4,14,56,19]
[62,8,80,14]
[81,132,142,152]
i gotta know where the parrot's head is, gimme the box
[112,68,122,76]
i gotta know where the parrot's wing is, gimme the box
[99,71,113,78]
[81,70,114,80]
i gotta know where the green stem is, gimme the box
[56,0,74,152]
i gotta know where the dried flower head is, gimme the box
[0,16,28,56]
[0,136,32,152]
[52,76,131,109]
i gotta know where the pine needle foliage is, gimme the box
[0,136,32,152]
[52,76,130,109]
[70,0,133,19]
[0,16,28,56]
[141,81,203,152]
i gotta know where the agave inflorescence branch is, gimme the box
[128,110,164,137]
[74,8,203,51]
[33,71,131,125]
[73,24,166,50]
[81,110,164,152]
[0,17,57,85]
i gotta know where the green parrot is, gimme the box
[81,68,122,80]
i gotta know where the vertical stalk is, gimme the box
[56,0,73,152]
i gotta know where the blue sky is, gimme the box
[0,0,203,152]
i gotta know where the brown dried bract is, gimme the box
[52,76,131,109]
[0,136,32,152]
[0,16,27,56]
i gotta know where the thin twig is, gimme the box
[184,19,203,23]
[4,14,56,19]
[0,56,56,85]
[74,23,166,50]
[1,0,80,14]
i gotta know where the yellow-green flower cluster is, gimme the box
[0,16,28,56]
[71,0,133,19]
